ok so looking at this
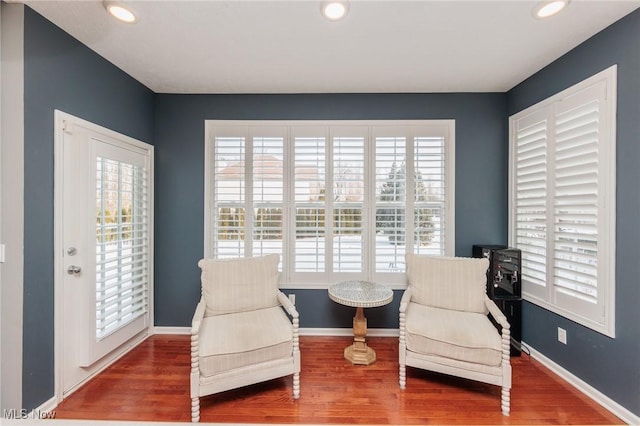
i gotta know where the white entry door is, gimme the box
[55,111,154,397]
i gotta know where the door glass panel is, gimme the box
[95,157,149,340]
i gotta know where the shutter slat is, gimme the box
[97,270,148,295]
[99,304,145,327]
[555,260,597,278]
[95,286,146,328]
[98,310,145,338]
[97,257,147,276]
[97,241,147,259]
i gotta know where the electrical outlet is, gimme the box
[557,327,567,344]
[288,293,296,306]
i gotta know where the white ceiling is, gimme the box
[22,0,640,94]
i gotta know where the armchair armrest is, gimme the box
[190,298,206,336]
[277,291,300,374]
[277,291,299,319]
[399,287,413,313]
[484,296,510,330]
[190,297,206,401]
[485,296,512,375]
[399,287,412,371]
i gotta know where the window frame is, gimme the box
[205,120,455,289]
[508,66,617,337]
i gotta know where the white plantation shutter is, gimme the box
[212,135,246,258]
[513,110,548,298]
[510,66,616,336]
[553,91,602,316]
[206,120,454,288]
[414,136,447,256]
[332,133,365,273]
[210,129,287,263]
[293,131,326,273]
[95,157,149,340]
[374,136,407,272]
[252,135,285,260]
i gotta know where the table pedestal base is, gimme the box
[344,307,376,365]
[344,343,376,365]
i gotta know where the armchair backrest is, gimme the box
[198,254,280,316]
[405,254,489,314]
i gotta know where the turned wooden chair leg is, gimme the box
[293,372,300,399]
[191,397,200,422]
[501,387,511,416]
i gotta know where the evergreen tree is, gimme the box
[376,162,434,245]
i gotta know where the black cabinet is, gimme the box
[472,245,522,356]
[493,298,522,356]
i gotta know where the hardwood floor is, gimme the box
[53,335,623,424]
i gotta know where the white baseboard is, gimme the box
[37,395,57,412]
[299,327,399,337]
[153,326,399,337]
[152,326,190,335]
[524,342,639,425]
[29,395,57,418]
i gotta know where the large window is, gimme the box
[509,66,616,336]
[205,120,455,288]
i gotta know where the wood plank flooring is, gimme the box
[53,335,623,424]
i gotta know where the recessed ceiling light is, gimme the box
[533,0,570,19]
[321,1,349,21]
[104,1,137,24]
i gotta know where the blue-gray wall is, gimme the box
[21,2,640,418]
[23,7,154,410]
[507,9,640,416]
[153,93,508,328]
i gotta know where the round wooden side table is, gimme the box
[328,280,393,365]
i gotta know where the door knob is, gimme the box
[67,265,82,275]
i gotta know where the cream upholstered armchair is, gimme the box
[190,254,300,422]
[399,254,512,415]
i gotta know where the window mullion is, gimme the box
[364,126,374,281]
[283,129,293,284]
[546,106,556,304]
[245,136,254,257]
[406,131,415,255]
[444,126,455,256]
[326,127,334,278]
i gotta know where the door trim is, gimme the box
[53,110,154,403]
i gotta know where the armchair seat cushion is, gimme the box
[405,302,502,367]
[198,306,293,377]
